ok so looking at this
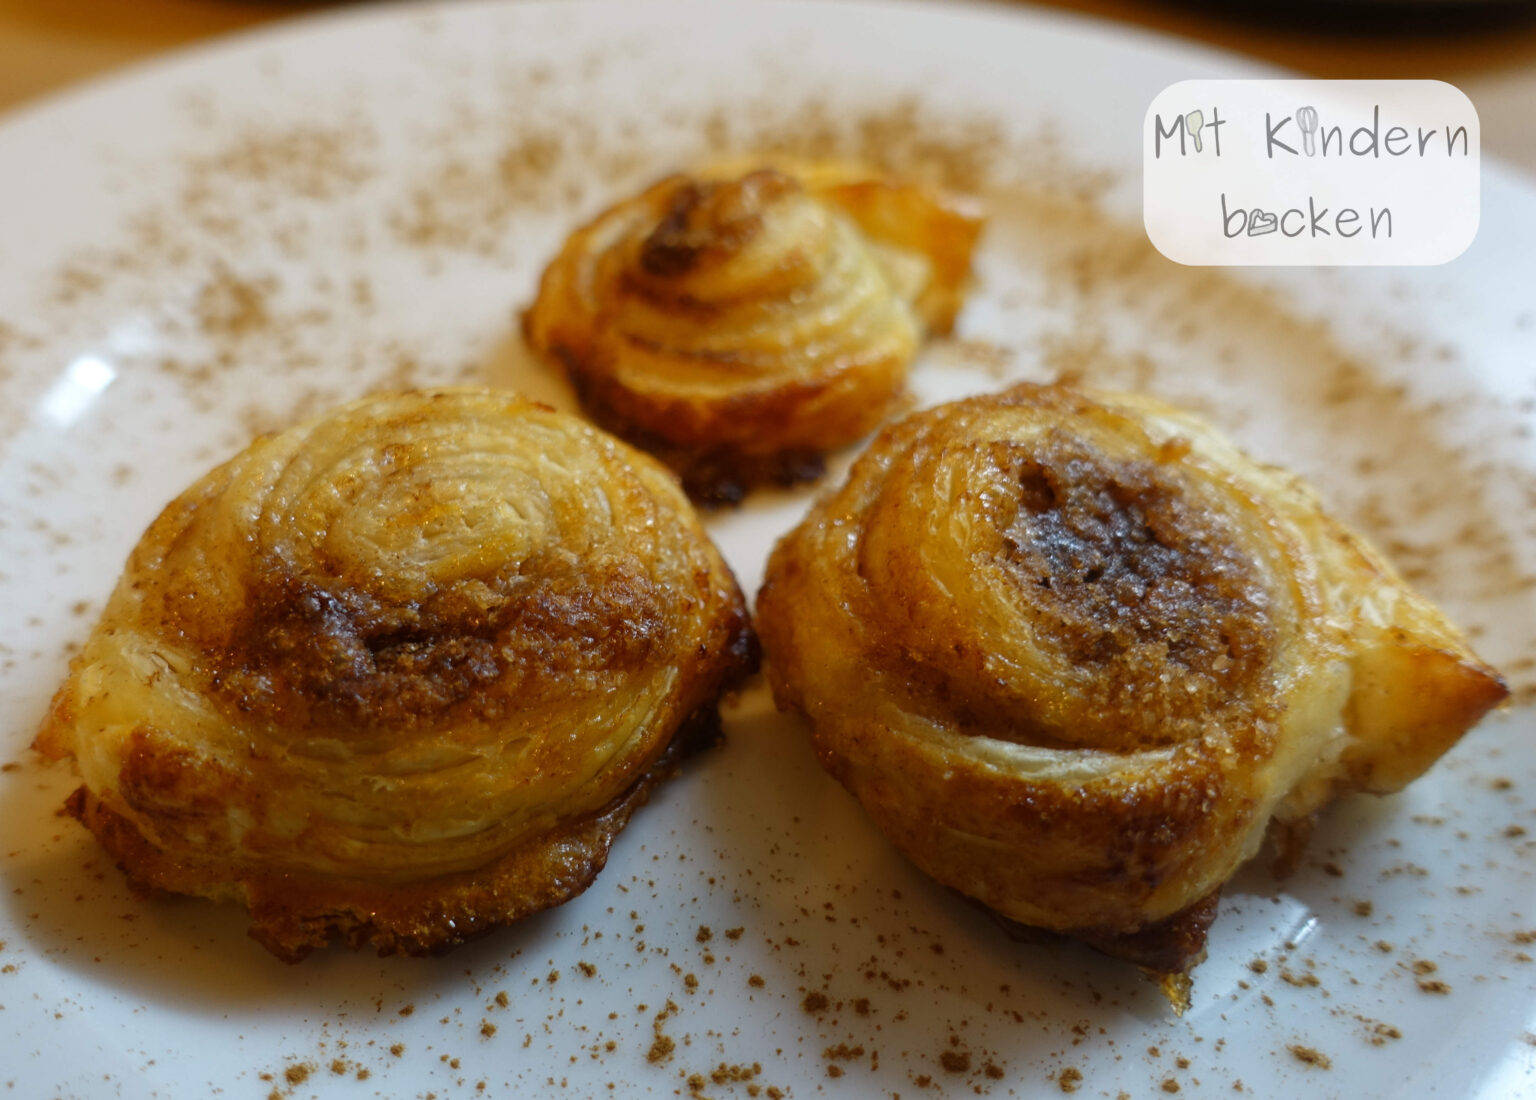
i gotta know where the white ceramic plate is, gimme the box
[1,2,1533,1097]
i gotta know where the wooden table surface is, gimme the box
[1,0,1533,176]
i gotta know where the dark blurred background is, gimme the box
[0,0,1531,174]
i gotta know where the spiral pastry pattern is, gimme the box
[756,383,1505,995]
[524,166,983,502]
[36,388,756,960]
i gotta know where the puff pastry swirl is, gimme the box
[36,388,756,960]
[524,165,982,503]
[756,382,1505,995]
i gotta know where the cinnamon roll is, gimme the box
[756,382,1505,1003]
[35,389,756,960]
[523,165,983,503]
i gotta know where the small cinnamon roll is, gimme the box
[523,166,982,503]
[756,382,1504,1005]
[35,388,756,960]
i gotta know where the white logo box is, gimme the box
[1144,80,1479,266]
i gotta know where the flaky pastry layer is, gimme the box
[756,382,1505,986]
[523,165,983,503]
[36,388,756,958]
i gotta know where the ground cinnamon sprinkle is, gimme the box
[1280,967,1320,989]
[194,263,275,338]
[1288,1045,1332,1069]
[646,999,679,1064]
[190,122,377,200]
[711,1062,762,1084]
[1367,1022,1402,1046]
[939,1049,971,1074]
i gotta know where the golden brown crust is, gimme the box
[36,388,756,958]
[60,704,726,961]
[756,382,1504,985]
[523,166,983,503]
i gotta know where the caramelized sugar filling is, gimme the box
[998,431,1275,738]
[202,560,669,734]
[636,170,795,278]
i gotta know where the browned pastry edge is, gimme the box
[555,352,829,505]
[989,890,1219,1011]
[987,890,1221,973]
[61,698,739,962]
[1069,891,1220,978]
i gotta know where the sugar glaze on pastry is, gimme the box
[35,388,756,960]
[523,164,982,503]
[755,382,1505,1004]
